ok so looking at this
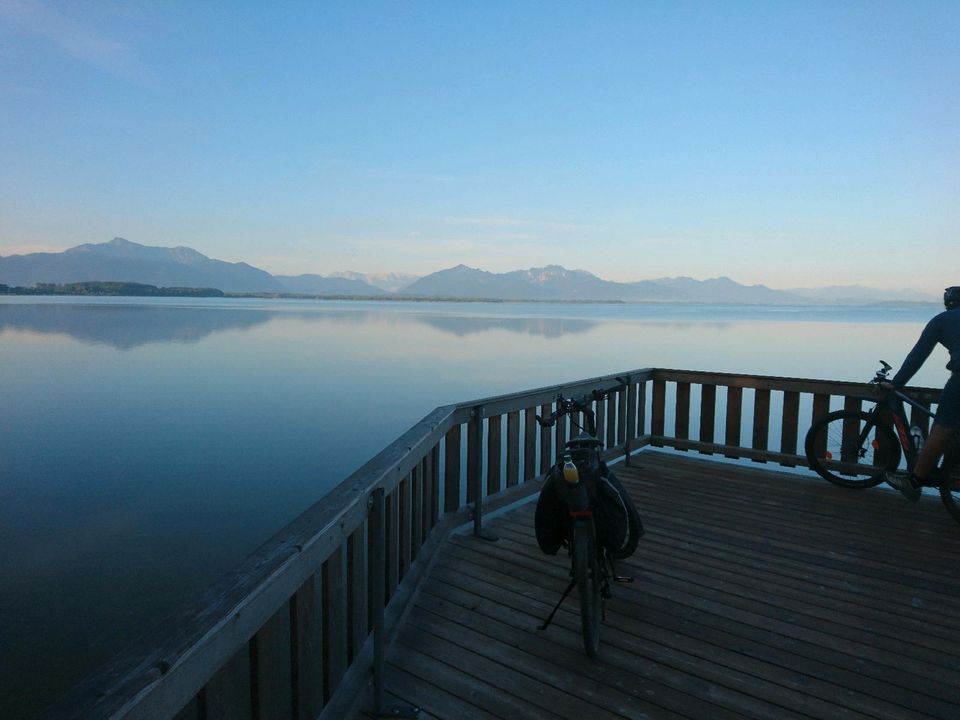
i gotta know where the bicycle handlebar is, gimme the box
[534,379,627,428]
[871,360,893,385]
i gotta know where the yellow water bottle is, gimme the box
[562,452,579,485]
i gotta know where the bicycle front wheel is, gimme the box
[804,410,900,488]
[938,445,960,525]
[573,521,601,657]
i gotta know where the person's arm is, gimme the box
[891,315,942,387]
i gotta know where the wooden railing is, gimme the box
[642,369,940,466]
[55,368,940,720]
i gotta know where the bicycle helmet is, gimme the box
[946,286,960,310]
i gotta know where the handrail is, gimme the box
[52,367,941,719]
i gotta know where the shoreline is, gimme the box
[0,280,941,309]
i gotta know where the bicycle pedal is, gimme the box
[613,574,634,583]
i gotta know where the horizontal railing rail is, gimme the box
[54,367,941,720]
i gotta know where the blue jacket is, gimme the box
[892,307,960,387]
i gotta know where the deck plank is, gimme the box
[351,451,960,720]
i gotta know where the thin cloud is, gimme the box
[441,216,590,232]
[0,0,150,82]
[357,167,457,183]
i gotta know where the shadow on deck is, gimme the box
[356,451,960,720]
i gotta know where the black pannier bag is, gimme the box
[534,460,644,559]
[596,467,644,559]
[534,465,566,555]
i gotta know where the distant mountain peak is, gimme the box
[1,237,281,293]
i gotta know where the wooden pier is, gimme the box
[55,368,957,720]
[357,452,960,720]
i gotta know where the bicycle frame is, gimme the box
[805,361,960,524]
[879,387,934,469]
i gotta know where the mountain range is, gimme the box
[0,238,939,304]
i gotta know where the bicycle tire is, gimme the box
[938,439,960,525]
[573,521,601,657]
[804,410,900,488]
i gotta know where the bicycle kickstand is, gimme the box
[539,579,576,631]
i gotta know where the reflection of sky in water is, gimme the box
[0,297,950,717]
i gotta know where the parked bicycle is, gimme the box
[804,361,960,524]
[533,384,642,657]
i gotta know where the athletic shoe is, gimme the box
[884,470,921,502]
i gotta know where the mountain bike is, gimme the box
[804,361,960,524]
[534,385,633,657]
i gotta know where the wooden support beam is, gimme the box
[523,407,536,482]
[781,390,800,460]
[725,386,742,458]
[444,425,461,513]
[752,388,771,462]
[506,411,520,487]
[487,414,502,495]
[699,384,716,454]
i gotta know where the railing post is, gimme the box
[369,488,419,719]
[470,405,498,541]
[625,375,637,463]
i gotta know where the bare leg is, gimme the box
[914,424,957,479]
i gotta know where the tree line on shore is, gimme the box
[0,281,225,297]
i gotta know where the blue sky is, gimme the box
[1,1,957,292]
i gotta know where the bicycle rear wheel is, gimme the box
[573,521,601,657]
[804,410,900,488]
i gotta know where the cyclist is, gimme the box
[883,286,960,500]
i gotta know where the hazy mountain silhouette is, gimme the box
[0,238,283,293]
[328,271,419,292]
[400,264,808,303]
[650,276,804,304]
[0,240,939,304]
[400,264,552,299]
[274,274,389,295]
[785,285,939,303]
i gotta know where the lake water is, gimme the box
[0,296,950,718]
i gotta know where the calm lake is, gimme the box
[0,296,949,717]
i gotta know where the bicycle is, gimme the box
[534,385,635,657]
[804,361,960,524]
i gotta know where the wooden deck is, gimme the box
[356,451,960,720]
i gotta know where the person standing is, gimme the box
[883,287,960,500]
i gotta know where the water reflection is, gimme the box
[413,314,594,338]
[1,298,936,352]
[0,302,270,350]
[0,300,598,348]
